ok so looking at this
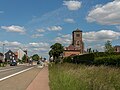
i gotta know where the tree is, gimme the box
[104,40,114,53]
[32,54,40,61]
[49,43,64,63]
[22,54,27,63]
[87,48,92,53]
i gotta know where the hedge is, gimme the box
[93,52,120,58]
[63,53,94,65]
[63,52,120,66]
[94,55,120,66]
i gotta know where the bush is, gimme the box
[94,55,120,66]
[73,53,94,64]
[63,57,72,63]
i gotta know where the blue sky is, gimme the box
[0,0,120,58]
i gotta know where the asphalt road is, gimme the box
[0,65,41,90]
[0,65,33,80]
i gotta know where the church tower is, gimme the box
[72,29,84,53]
[63,28,84,57]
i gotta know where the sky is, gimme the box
[0,0,120,58]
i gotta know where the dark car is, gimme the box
[37,60,41,65]
[10,60,17,66]
[37,60,43,65]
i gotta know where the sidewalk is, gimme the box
[26,67,50,90]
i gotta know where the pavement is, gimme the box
[26,66,50,90]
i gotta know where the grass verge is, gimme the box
[49,63,120,90]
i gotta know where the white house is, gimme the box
[17,49,26,60]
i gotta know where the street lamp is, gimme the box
[3,44,5,62]
[3,44,5,54]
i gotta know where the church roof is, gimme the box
[73,28,82,32]
[64,44,80,51]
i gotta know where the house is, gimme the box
[114,46,120,52]
[5,50,17,62]
[63,29,84,57]
[17,49,27,60]
[0,53,4,63]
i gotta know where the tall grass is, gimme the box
[49,63,120,90]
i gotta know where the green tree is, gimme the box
[32,54,40,61]
[104,40,114,53]
[22,54,27,63]
[49,43,64,63]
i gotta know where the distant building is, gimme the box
[5,50,17,62]
[17,49,27,60]
[63,29,84,57]
[14,52,18,60]
[114,46,120,52]
[0,53,4,62]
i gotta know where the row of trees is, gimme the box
[21,54,46,63]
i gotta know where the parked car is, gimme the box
[10,60,17,66]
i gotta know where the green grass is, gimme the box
[49,63,120,90]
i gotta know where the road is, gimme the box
[0,65,41,90]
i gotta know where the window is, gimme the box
[76,34,80,37]
[76,41,80,46]
[10,56,12,59]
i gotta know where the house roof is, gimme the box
[115,46,120,48]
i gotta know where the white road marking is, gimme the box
[0,67,22,72]
[0,67,34,82]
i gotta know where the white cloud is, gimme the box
[83,30,120,42]
[32,34,44,38]
[54,34,72,45]
[33,48,48,51]
[85,44,104,52]
[48,26,62,31]
[0,41,50,58]
[116,26,120,31]
[1,25,26,34]
[0,41,21,46]
[64,18,75,23]
[28,42,50,54]
[86,0,120,25]
[63,1,82,10]
[29,42,49,48]
[37,29,45,32]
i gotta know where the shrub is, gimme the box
[73,53,94,64]
[63,56,72,63]
[94,55,120,66]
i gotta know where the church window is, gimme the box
[76,34,80,37]
[77,41,80,45]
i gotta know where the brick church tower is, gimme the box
[72,29,84,53]
[63,29,84,57]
